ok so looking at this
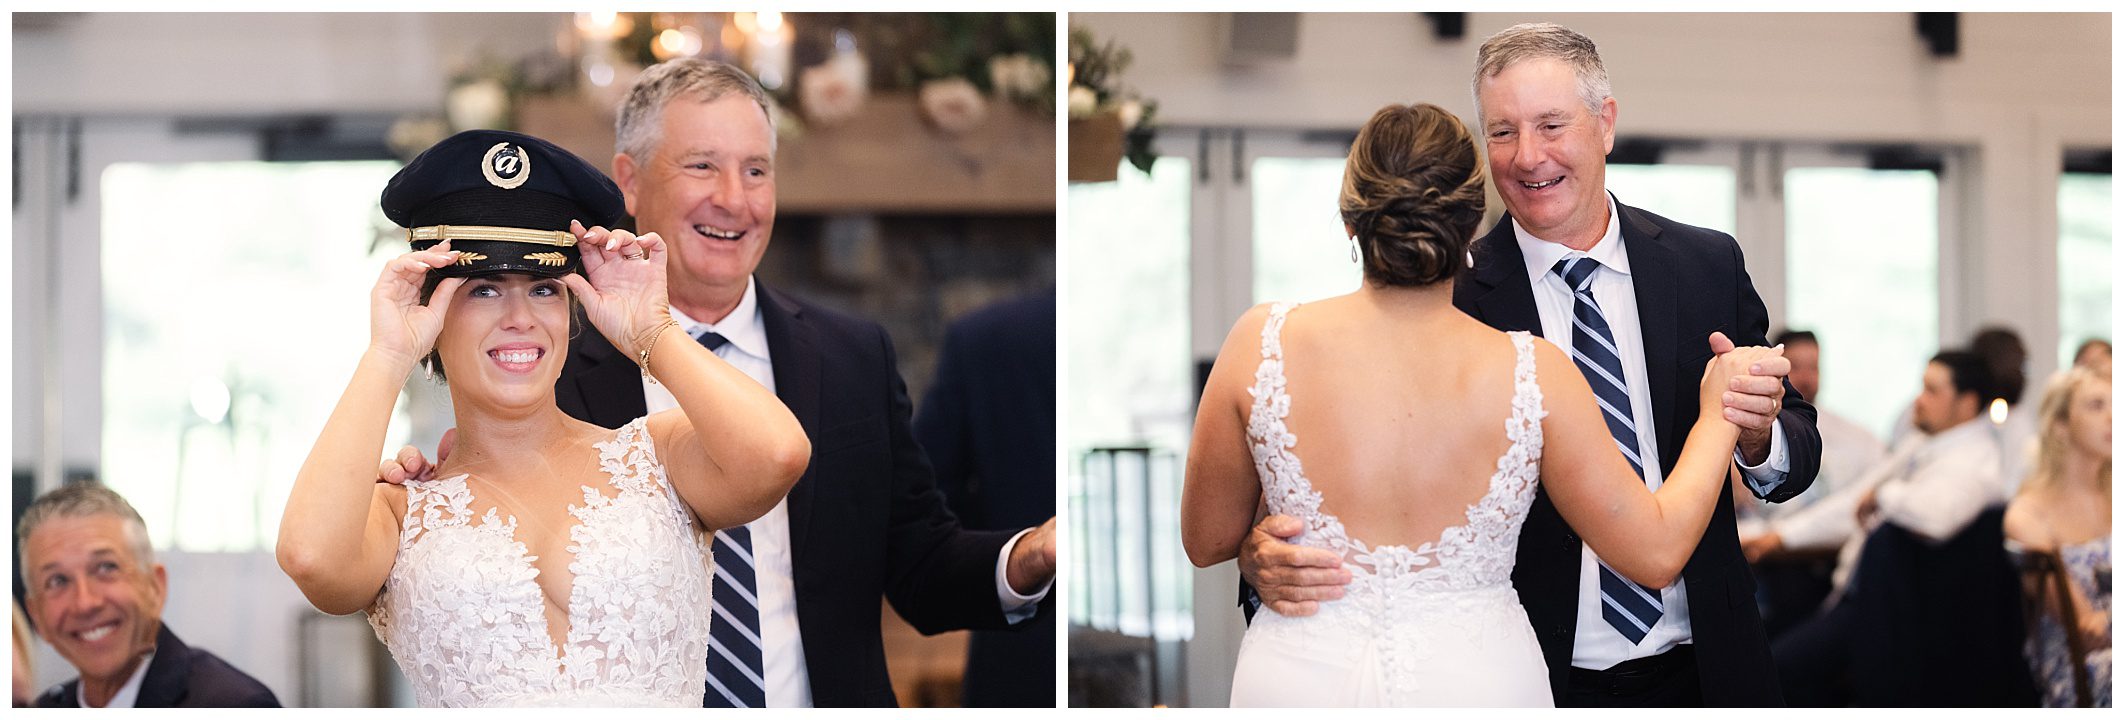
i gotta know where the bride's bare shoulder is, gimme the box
[1519,334,1581,389]
[1214,302,1281,356]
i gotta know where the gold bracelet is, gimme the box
[629,316,677,353]
[634,319,681,384]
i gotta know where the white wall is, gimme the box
[13,12,562,116]
[1077,13,2107,141]
[1081,9,2108,374]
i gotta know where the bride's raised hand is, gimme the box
[370,240,465,369]
[562,220,672,358]
[1698,332,1783,424]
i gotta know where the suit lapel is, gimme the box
[1465,218,1545,336]
[758,281,822,560]
[1618,200,1680,448]
[560,316,649,429]
[137,624,189,707]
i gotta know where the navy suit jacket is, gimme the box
[1454,198,1823,705]
[36,624,279,708]
[555,278,1023,707]
[913,289,1056,707]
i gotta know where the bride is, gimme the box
[1180,104,1777,707]
[276,130,809,706]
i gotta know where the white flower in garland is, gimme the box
[1067,85,1099,119]
[919,78,989,135]
[446,79,510,131]
[987,53,1050,102]
[798,53,868,127]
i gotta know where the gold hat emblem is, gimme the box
[524,252,568,267]
[481,142,531,189]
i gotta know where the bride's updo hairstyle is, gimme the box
[1339,103,1487,287]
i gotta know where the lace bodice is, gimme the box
[366,418,714,707]
[1234,303,1555,706]
[1248,302,1547,598]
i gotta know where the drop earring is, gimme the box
[1350,236,1360,263]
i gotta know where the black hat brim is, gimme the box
[412,239,579,279]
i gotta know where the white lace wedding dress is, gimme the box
[365,418,715,707]
[1230,303,1554,707]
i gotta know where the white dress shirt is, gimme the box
[642,277,1049,707]
[76,651,153,708]
[1771,431,1924,556]
[1513,194,1791,671]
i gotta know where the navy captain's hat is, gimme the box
[381,129,626,278]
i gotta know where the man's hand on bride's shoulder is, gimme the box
[1239,514,1352,617]
[377,428,455,486]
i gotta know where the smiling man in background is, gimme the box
[19,484,278,708]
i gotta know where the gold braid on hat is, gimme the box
[406,225,577,247]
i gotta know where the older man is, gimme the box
[387,59,1055,708]
[18,484,278,708]
[1239,23,1823,706]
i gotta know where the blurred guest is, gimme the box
[2075,338,2111,375]
[1768,350,2006,706]
[1886,328,2032,465]
[1974,327,2037,488]
[2005,367,2111,707]
[915,289,1057,707]
[1737,330,1885,639]
[18,484,278,708]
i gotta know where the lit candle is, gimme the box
[752,12,793,90]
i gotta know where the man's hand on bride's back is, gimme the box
[1240,514,1352,617]
[378,428,456,486]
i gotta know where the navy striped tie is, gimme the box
[697,330,730,352]
[704,525,767,707]
[1552,257,1666,645]
[697,329,767,707]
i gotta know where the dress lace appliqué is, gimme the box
[1236,302,1551,706]
[366,418,715,707]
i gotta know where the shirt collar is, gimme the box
[668,275,768,361]
[1513,191,1629,289]
[78,650,154,708]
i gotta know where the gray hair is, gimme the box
[615,58,775,160]
[17,484,156,583]
[1472,23,1612,125]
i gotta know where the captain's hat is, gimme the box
[381,129,626,277]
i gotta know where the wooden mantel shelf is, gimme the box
[518,93,1054,215]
